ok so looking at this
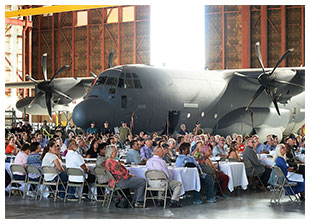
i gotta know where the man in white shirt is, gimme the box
[146,146,183,207]
[65,139,95,200]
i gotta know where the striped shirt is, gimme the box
[27,153,42,179]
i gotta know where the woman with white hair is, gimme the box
[105,145,146,208]
[274,144,305,200]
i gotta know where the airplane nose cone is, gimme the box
[72,98,113,129]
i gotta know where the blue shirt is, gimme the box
[140,145,153,160]
[213,144,226,157]
[255,143,267,154]
[26,153,42,179]
[175,154,201,170]
[126,148,141,165]
[266,144,276,151]
[39,138,49,149]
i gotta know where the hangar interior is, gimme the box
[4,5,306,220]
[5,5,304,128]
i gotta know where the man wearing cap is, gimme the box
[126,140,142,165]
[118,121,132,145]
[193,121,203,135]
[86,121,99,135]
[22,119,33,136]
[146,146,183,207]
[140,137,154,161]
[101,121,114,137]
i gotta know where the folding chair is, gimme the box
[26,165,42,200]
[144,170,172,209]
[9,164,27,199]
[243,159,267,191]
[200,163,224,195]
[40,166,66,202]
[270,166,300,204]
[105,170,134,208]
[92,167,109,204]
[64,168,93,203]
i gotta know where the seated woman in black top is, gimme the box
[86,138,101,158]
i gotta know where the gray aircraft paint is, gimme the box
[72,65,304,140]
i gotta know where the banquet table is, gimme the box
[127,165,201,195]
[296,154,305,163]
[216,161,248,192]
[258,154,275,167]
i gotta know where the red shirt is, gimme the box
[238,144,245,152]
[105,158,130,188]
[6,145,15,154]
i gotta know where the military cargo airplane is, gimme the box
[72,43,305,140]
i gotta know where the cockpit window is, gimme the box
[95,76,107,85]
[132,73,138,78]
[133,79,142,88]
[125,79,134,88]
[106,77,117,86]
[118,78,124,88]
[126,73,132,79]
[120,73,125,78]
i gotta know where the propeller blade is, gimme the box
[41,53,48,81]
[25,74,38,84]
[45,92,53,119]
[51,88,73,101]
[273,79,304,88]
[28,91,44,108]
[245,85,265,111]
[49,65,70,83]
[89,71,98,79]
[234,72,257,79]
[108,50,114,68]
[255,42,265,74]
[269,90,281,116]
[269,94,281,116]
[270,48,294,75]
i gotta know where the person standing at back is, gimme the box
[118,121,132,146]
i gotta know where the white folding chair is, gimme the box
[26,165,42,200]
[144,170,172,209]
[40,166,66,202]
[9,164,27,199]
[243,159,266,191]
[64,168,93,203]
[105,170,134,208]
[270,166,300,204]
[92,167,109,204]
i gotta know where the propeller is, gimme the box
[27,53,70,119]
[236,42,297,116]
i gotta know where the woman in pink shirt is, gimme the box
[13,143,30,180]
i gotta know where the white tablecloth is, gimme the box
[296,154,305,163]
[127,165,200,195]
[217,161,248,192]
[258,154,275,167]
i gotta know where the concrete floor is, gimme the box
[5,189,304,219]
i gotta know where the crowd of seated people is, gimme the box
[5,120,306,206]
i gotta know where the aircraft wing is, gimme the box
[223,66,304,86]
[5,81,36,89]
[79,77,96,87]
